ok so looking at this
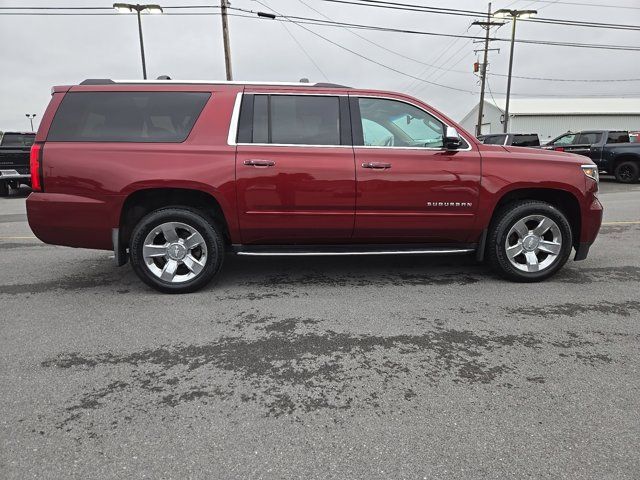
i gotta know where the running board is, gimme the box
[232,244,476,257]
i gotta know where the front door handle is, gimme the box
[244,159,275,167]
[361,162,392,170]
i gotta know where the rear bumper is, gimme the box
[26,192,115,250]
[0,171,30,181]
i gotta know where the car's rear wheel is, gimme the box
[129,207,224,293]
[488,200,573,282]
[0,182,9,197]
[614,160,640,184]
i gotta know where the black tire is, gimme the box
[487,200,573,282]
[129,207,225,293]
[0,182,9,197]
[614,160,640,184]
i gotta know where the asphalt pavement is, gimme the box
[1,178,639,479]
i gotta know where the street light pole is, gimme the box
[25,114,36,132]
[493,9,537,133]
[137,8,147,79]
[503,15,517,133]
[114,4,163,80]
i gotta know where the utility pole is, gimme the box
[220,0,233,80]
[472,3,503,137]
[494,9,537,133]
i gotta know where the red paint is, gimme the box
[26,82,602,254]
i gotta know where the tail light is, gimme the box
[30,143,43,191]
[554,147,565,152]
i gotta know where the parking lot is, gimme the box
[1,178,639,479]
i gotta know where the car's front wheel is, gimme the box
[488,200,573,282]
[129,207,225,293]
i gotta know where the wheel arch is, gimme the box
[612,154,640,173]
[487,187,581,251]
[118,187,232,249]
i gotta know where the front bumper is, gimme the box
[575,195,603,261]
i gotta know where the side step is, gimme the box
[232,244,476,257]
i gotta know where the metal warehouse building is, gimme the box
[459,98,640,143]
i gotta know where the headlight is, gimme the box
[581,164,599,183]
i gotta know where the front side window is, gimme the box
[552,134,576,146]
[47,91,210,142]
[358,98,444,148]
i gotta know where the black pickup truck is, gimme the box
[543,130,640,183]
[0,132,34,195]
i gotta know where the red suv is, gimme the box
[27,80,602,293]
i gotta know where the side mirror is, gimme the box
[444,126,463,150]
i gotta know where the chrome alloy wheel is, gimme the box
[142,222,208,283]
[505,215,562,273]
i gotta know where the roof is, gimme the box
[485,97,640,115]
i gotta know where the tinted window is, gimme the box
[269,95,340,145]
[252,95,269,144]
[607,131,629,144]
[482,135,506,145]
[245,95,341,145]
[48,92,210,142]
[576,132,602,145]
[511,135,539,147]
[1,133,35,147]
[357,98,444,148]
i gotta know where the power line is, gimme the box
[295,1,640,84]
[526,0,640,10]
[313,0,640,31]
[233,11,640,52]
[3,5,640,52]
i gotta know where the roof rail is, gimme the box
[80,79,116,85]
[79,79,351,88]
[314,82,350,88]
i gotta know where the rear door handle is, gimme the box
[244,159,275,167]
[361,162,392,170]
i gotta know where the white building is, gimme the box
[459,98,640,143]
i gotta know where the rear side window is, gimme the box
[238,94,343,145]
[47,91,210,142]
[576,132,602,145]
[482,135,506,145]
[607,131,630,144]
[512,135,539,147]
[1,133,35,146]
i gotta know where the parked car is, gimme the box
[26,79,602,293]
[0,131,34,195]
[544,130,640,183]
[478,133,540,147]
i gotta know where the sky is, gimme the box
[1,0,639,132]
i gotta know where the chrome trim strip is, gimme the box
[236,143,352,149]
[227,92,243,146]
[236,248,475,257]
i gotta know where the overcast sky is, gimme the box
[1,0,639,132]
